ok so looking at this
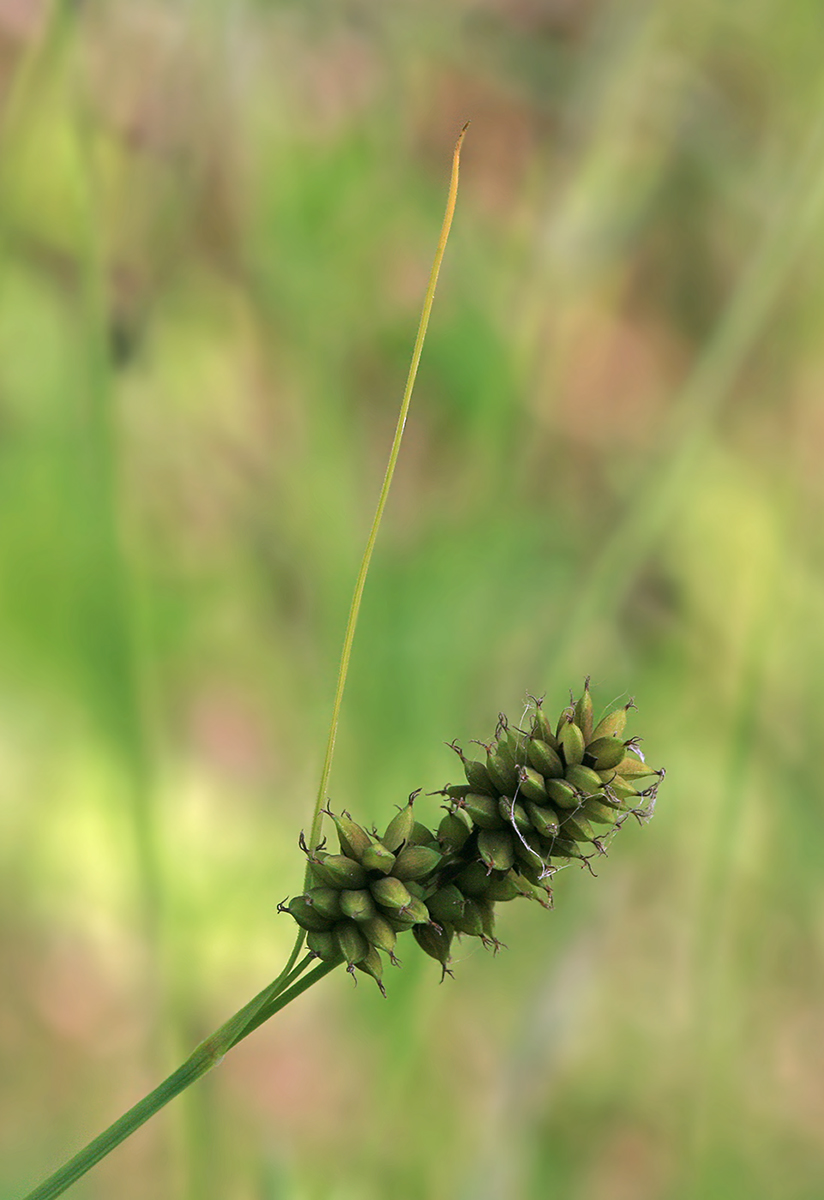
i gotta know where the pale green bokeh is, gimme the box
[1,3,823,1198]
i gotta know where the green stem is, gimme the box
[226,956,343,1049]
[21,954,342,1200]
[20,126,467,1200]
[303,124,469,867]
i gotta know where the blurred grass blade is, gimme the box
[552,88,824,670]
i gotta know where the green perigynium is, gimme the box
[283,680,665,988]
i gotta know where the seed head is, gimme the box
[282,685,664,989]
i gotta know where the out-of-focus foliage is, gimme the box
[1,2,823,1198]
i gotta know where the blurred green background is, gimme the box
[1,1,823,1198]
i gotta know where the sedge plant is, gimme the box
[20,124,664,1200]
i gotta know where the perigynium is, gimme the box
[19,125,664,1200]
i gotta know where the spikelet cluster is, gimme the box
[282,682,664,991]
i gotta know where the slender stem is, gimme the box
[20,127,467,1200]
[21,955,342,1200]
[304,124,469,865]
[227,956,343,1048]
